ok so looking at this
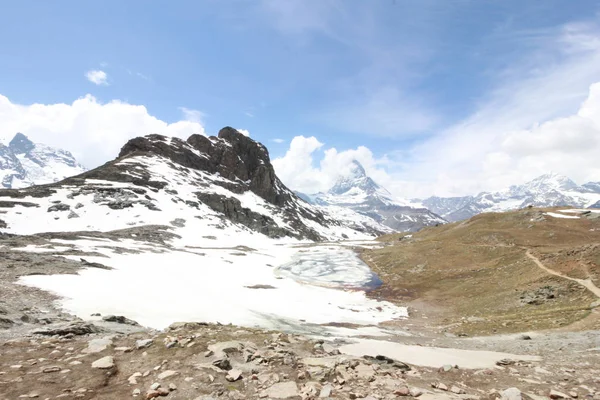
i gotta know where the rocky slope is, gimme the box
[422,173,600,222]
[0,133,85,189]
[304,161,445,232]
[0,128,389,241]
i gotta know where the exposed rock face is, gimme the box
[120,127,289,207]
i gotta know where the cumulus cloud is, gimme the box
[273,136,391,194]
[271,138,285,144]
[85,70,108,86]
[0,94,205,169]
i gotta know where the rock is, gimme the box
[102,315,139,325]
[157,370,178,380]
[550,390,569,399]
[129,372,142,385]
[68,211,79,219]
[409,387,424,397]
[42,366,61,373]
[319,384,333,398]
[92,356,115,369]
[82,337,113,354]
[569,392,578,398]
[207,340,244,357]
[47,203,70,212]
[432,382,448,391]
[136,339,154,349]
[133,389,141,397]
[364,354,411,371]
[150,383,161,390]
[501,388,522,400]
[212,357,231,370]
[262,382,299,399]
[168,383,177,391]
[226,369,243,382]
[33,322,100,336]
[520,334,532,340]
[395,386,410,396]
[450,386,466,394]
[441,364,453,372]
[354,363,375,381]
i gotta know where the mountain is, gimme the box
[0,128,390,240]
[422,172,600,222]
[306,160,446,232]
[0,133,86,188]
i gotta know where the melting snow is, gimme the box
[545,212,580,219]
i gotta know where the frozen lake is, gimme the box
[276,246,383,290]
[18,239,406,333]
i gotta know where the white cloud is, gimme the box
[85,70,109,86]
[178,107,205,124]
[0,94,205,169]
[244,111,254,118]
[236,128,250,137]
[273,136,390,194]
[271,138,285,144]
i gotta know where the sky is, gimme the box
[1,0,600,198]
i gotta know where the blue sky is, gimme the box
[1,1,600,197]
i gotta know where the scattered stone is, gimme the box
[102,315,139,325]
[409,387,424,397]
[157,370,178,380]
[441,364,453,372]
[501,388,522,400]
[550,390,569,399]
[226,368,243,382]
[319,384,333,398]
[82,337,113,354]
[92,356,115,369]
[395,386,410,396]
[133,389,141,397]
[168,383,177,391]
[136,339,154,349]
[129,372,143,385]
[33,322,100,336]
[42,366,61,373]
[150,383,161,390]
[450,386,466,394]
[212,357,231,370]
[262,382,299,399]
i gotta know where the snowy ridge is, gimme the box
[421,172,600,222]
[0,133,85,188]
[304,160,445,232]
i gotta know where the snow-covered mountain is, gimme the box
[302,160,446,232]
[421,172,600,222]
[0,128,390,241]
[0,133,86,188]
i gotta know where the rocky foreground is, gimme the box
[1,319,600,400]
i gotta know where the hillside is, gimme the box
[362,207,600,335]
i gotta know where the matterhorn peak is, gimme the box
[8,132,35,154]
[329,160,382,196]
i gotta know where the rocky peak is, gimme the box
[522,172,580,193]
[118,127,288,207]
[329,160,382,196]
[8,133,35,154]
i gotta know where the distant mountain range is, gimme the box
[298,160,446,232]
[0,133,85,188]
[420,173,600,222]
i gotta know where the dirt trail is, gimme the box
[525,250,600,298]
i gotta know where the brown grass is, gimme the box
[363,207,600,335]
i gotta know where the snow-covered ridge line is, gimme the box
[0,128,392,242]
[421,172,600,222]
[1,132,85,189]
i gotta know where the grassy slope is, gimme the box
[363,208,600,335]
